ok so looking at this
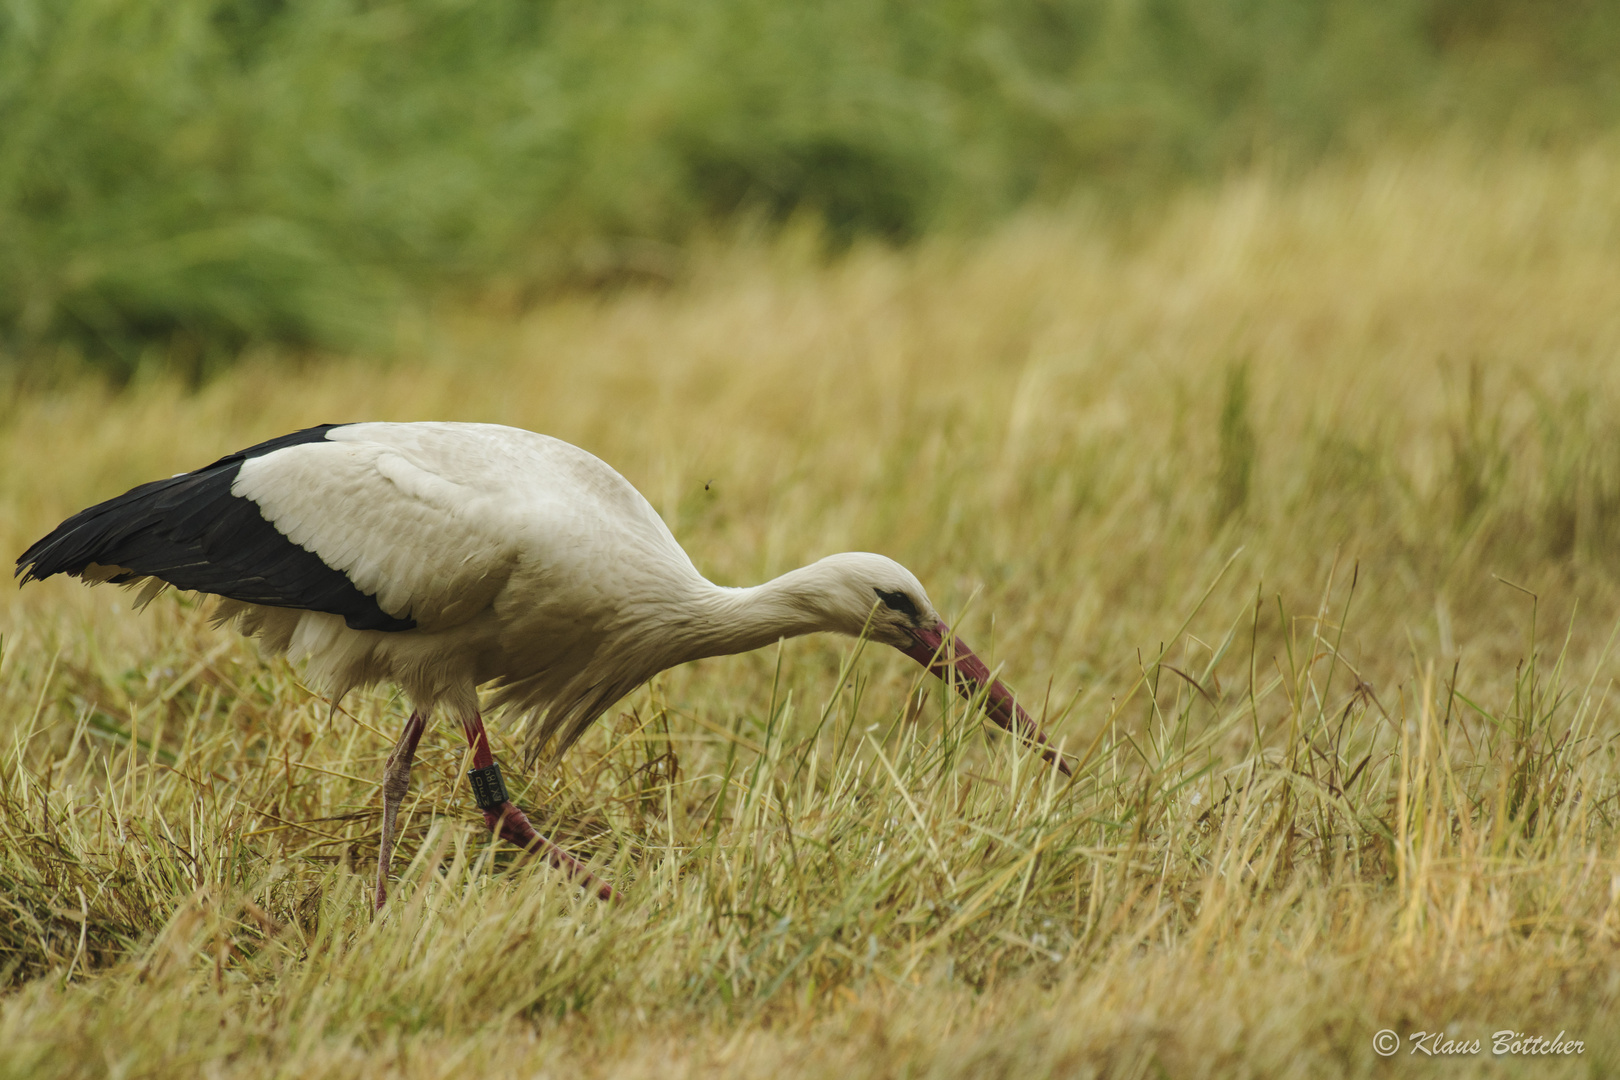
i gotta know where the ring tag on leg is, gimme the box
[468,763,509,809]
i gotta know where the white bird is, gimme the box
[16,422,1069,907]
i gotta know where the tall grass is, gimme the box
[3,0,1619,375]
[1,145,1619,1076]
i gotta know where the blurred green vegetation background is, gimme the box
[2,0,1616,378]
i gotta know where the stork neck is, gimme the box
[668,565,838,665]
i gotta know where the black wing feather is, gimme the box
[15,424,416,633]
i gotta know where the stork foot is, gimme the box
[483,801,620,902]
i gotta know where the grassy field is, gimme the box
[3,142,1620,1077]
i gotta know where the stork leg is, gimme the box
[374,709,427,912]
[460,712,619,902]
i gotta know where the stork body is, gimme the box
[17,422,1068,907]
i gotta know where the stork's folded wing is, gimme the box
[235,431,523,631]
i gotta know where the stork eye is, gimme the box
[874,588,919,618]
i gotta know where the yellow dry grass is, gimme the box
[3,141,1620,1078]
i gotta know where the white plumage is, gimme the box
[18,421,1068,906]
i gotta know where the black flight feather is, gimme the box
[14,424,416,632]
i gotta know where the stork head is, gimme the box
[807,553,1071,775]
[800,552,939,649]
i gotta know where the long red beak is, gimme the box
[899,621,1072,776]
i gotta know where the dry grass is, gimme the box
[4,141,1620,1077]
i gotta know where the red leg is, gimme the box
[375,709,428,912]
[460,712,619,902]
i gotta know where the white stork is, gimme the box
[16,422,1069,908]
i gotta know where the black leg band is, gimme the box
[468,763,509,810]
